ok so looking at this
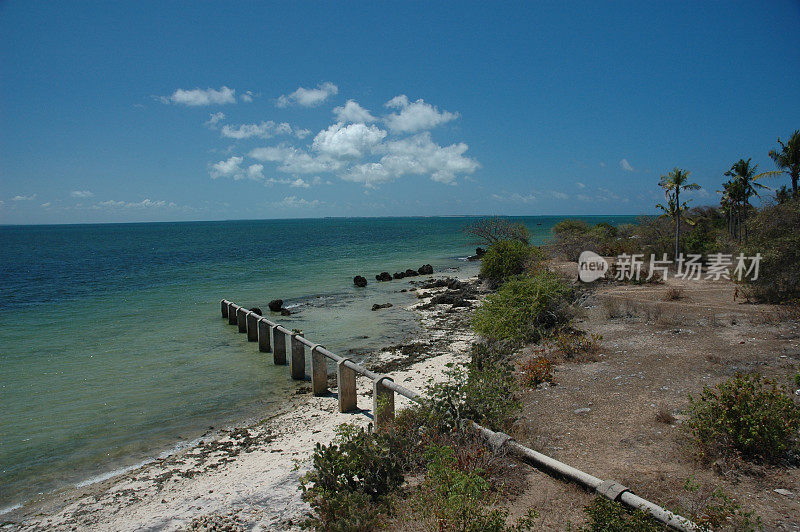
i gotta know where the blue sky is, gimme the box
[1,1,798,224]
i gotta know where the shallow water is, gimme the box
[0,216,634,509]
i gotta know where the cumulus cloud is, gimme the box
[221,121,294,140]
[383,95,458,133]
[342,132,479,186]
[95,198,178,209]
[240,91,255,103]
[209,156,265,181]
[312,122,387,159]
[204,112,226,128]
[12,194,36,201]
[620,158,634,172]
[333,100,376,123]
[276,82,338,108]
[491,193,537,203]
[159,86,237,106]
[274,196,321,208]
[70,190,94,198]
[249,145,345,174]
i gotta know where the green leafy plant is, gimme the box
[681,477,763,531]
[473,271,574,344]
[685,374,800,463]
[479,240,541,284]
[579,497,661,531]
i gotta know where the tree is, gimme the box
[464,217,529,246]
[775,185,792,205]
[658,168,700,258]
[768,129,800,196]
[723,158,780,241]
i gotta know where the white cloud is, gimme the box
[383,95,458,133]
[274,195,321,208]
[551,191,569,200]
[620,158,634,172]
[491,193,537,203]
[599,162,606,168]
[204,112,226,128]
[12,194,36,201]
[160,86,237,106]
[294,128,311,139]
[333,100,376,123]
[70,190,94,198]
[576,182,586,189]
[276,82,338,108]
[240,91,255,103]
[312,122,387,159]
[250,145,345,174]
[221,121,294,140]
[95,198,178,209]
[342,132,479,186]
[40,202,51,207]
[209,156,264,181]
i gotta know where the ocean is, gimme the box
[0,216,634,511]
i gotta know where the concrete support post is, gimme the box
[228,303,238,325]
[221,300,228,318]
[290,332,305,380]
[373,376,395,431]
[337,359,357,413]
[257,319,272,353]
[236,308,248,333]
[246,312,258,342]
[272,326,286,365]
[310,345,328,396]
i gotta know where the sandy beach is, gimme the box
[8,278,480,531]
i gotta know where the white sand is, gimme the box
[14,280,478,531]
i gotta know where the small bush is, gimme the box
[550,330,603,361]
[662,287,683,301]
[422,363,520,432]
[470,339,516,371]
[681,477,763,531]
[480,240,541,284]
[300,424,405,529]
[473,271,574,345]
[519,356,554,387]
[465,217,530,246]
[685,373,800,463]
[580,497,661,532]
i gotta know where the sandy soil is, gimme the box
[506,271,800,530]
[6,279,479,532]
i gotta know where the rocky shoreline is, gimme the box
[9,274,485,531]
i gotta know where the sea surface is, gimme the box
[0,216,635,511]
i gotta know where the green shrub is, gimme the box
[422,363,519,432]
[549,330,603,361]
[300,424,405,529]
[473,271,574,345]
[579,497,661,532]
[681,477,762,531]
[480,240,540,284]
[685,374,800,463]
[741,199,800,303]
[413,444,538,532]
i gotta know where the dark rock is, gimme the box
[376,272,392,282]
[447,278,463,290]
[280,308,292,316]
[353,275,368,287]
[371,302,393,311]
[268,299,283,312]
[393,272,406,279]
[249,307,262,316]
[475,247,486,257]
[404,269,419,277]
[418,264,434,275]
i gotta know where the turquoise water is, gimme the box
[0,216,634,510]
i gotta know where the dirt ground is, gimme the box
[506,271,800,530]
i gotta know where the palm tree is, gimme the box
[723,158,780,241]
[776,185,792,204]
[769,130,800,196]
[658,168,700,258]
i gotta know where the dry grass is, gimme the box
[662,287,684,301]
[655,406,676,424]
